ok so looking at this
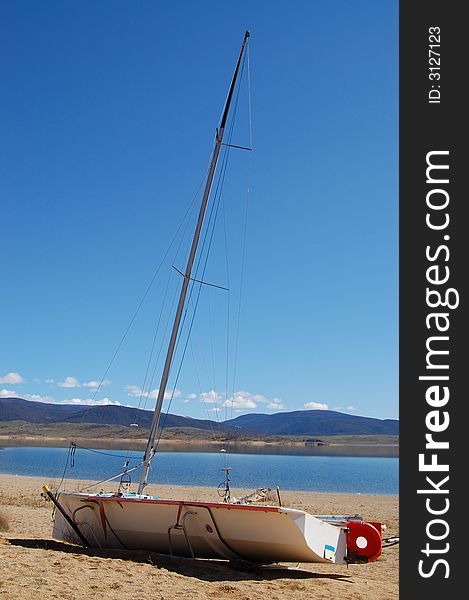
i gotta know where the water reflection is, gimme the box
[0,439,398,457]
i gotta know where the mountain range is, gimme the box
[0,397,398,436]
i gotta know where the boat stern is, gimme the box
[345,519,382,563]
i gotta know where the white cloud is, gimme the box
[237,391,267,404]
[223,391,258,410]
[126,385,181,400]
[155,388,182,400]
[186,393,197,400]
[1,390,120,406]
[168,388,182,399]
[304,401,329,410]
[266,398,285,410]
[83,379,111,389]
[345,406,355,411]
[45,378,55,384]
[1,391,58,403]
[200,390,223,404]
[1,388,19,397]
[24,393,57,403]
[65,397,121,406]
[0,372,25,384]
[198,390,285,412]
[58,376,81,388]
[207,407,220,413]
[224,397,257,410]
[126,385,142,396]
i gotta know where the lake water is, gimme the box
[0,445,398,495]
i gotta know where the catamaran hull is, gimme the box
[52,492,358,564]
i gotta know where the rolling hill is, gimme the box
[0,397,218,430]
[0,397,398,436]
[224,410,399,436]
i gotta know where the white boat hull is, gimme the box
[52,492,357,564]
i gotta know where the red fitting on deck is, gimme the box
[346,521,382,563]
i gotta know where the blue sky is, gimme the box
[0,1,398,421]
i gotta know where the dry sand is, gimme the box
[0,474,398,599]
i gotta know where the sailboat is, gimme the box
[45,31,383,566]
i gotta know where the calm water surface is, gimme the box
[0,445,398,495]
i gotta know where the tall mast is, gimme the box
[138,31,250,494]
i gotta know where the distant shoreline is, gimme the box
[0,433,399,458]
[0,434,399,447]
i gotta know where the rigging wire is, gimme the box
[136,269,173,413]
[151,108,237,427]
[157,137,233,438]
[129,174,208,416]
[184,272,221,412]
[56,442,73,493]
[143,128,225,428]
[222,192,231,425]
[216,50,249,436]
[68,173,208,431]
[137,187,203,412]
[153,85,242,453]
[72,444,138,459]
[211,51,247,427]
[188,295,222,430]
[142,269,182,409]
[165,46,249,457]
[228,41,253,425]
[153,190,224,448]
[188,336,219,437]
[139,140,225,457]
[57,178,207,487]
[230,191,249,409]
[207,292,217,396]
[57,38,251,492]
[206,39,253,469]
[247,43,253,149]
[57,442,143,493]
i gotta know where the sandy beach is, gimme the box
[0,474,398,599]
